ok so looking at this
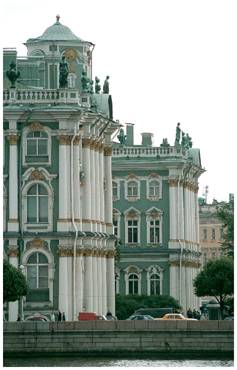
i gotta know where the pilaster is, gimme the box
[7,133,19,232]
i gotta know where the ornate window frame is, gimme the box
[22,240,54,305]
[124,265,142,295]
[21,168,56,232]
[147,174,162,200]
[22,123,52,166]
[124,207,141,245]
[146,265,163,296]
[146,207,163,245]
[112,179,120,201]
[125,175,140,201]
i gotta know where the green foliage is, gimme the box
[115,294,181,320]
[3,260,28,303]
[193,257,234,318]
[216,197,234,257]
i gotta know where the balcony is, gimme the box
[112,145,188,158]
[3,89,91,108]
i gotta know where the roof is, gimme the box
[27,16,83,43]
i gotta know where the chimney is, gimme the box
[141,132,153,147]
[126,123,134,146]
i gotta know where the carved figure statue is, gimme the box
[117,128,126,145]
[103,76,110,94]
[160,138,170,147]
[6,61,20,88]
[175,122,181,146]
[89,80,94,94]
[186,133,193,148]
[95,76,101,94]
[81,71,90,93]
[59,56,69,88]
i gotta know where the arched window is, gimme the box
[149,180,160,197]
[27,184,48,223]
[26,131,48,157]
[26,252,48,289]
[127,181,138,197]
[128,273,139,294]
[150,273,160,295]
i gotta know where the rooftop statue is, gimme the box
[181,132,192,149]
[186,133,193,148]
[175,122,181,146]
[95,76,101,94]
[59,56,69,88]
[81,71,90,93]
[117,128,126,145]
[103,76,110,94]
[160,138,170,147]
[89,80,94,94]
[6,61,20,88]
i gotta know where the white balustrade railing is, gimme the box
[3,89,90,106]
[112,146,187,158]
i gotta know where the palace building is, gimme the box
[112,124,205,311]
[3,16,119,321]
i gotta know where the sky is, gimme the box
[1,0,237,203]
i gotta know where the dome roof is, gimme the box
[30,16,83,42]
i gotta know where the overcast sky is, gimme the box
[2,0,236,203]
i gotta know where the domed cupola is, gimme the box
[39,15,83,41]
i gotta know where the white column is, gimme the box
[58,249,69,320]
[95,144,101,231]
[58,136,70,231]
[82,139,92,231]
[84,251,93,311]
[169,264,177,299]
[90,142,96,231]
[101,252,107,315]
[168,180,177,241]
[8,245,19,321]
[76,252,84,316]
[104,146,113,233]
[106,251,115,315]
[92,251,98,314]
[73,138,81,225]
[177,182,184,239]
[181,265,187,312]
[99,145,105,232]
[97,254,103,315]
[7,134,19,232]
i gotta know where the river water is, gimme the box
[4,356,234,367]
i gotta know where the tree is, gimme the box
[115,294,181,320]
[3,260,28,303]
[216,196,234,258]
[193,258,234,319]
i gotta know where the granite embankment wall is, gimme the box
[4,320,234,357]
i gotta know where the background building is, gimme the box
[3,17,119,321]
[112,124,205,312]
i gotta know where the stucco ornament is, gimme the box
[6,61,20,88]
[59,56,69,88]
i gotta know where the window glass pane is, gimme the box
[40,131,48,138]
[27,139,37,155]
[28,185,37,195]
[38,185,47,195]
[38,139,48,155]
[39,196,48,222]
[133,228,138,243]
[128,228,133,243]
[27,196,37,222]
[34,131,41,138]
[39,265,48,278]
[27,132,34,138]
[27,266,37,288]
[39,277,48,288]
[27,253,37,264]
[38,253,48,263]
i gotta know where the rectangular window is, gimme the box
[128,220,138,243]
[49,64,58,89]
[203,229,207,240]
[113,220,118,236]
[38,139,48,155]
[211,228,216,240]
[150,220,160,243]
[27,139,37,155]
[27,266,37,289]
[27,197,37,223]
[39,197,48,222]
[39,266,48,288]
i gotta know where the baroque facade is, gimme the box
[3,17,119,321]
[112,124,204,311]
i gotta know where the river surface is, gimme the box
[4,356,234,367]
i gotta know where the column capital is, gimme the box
[58,135,71,145]
[104,146,112,156]
[8,245,19,257]
[7,134,19,145]
[168,178,179,187]
[58,246,73,257]
[106,250,116,258]
[99,143,104,153]
[82,138,92,148]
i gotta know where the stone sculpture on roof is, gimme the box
[59,56,69,88]
[103,76,110,94]
[6,61,20,88]
[95,77,101,93]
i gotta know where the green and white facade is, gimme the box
[3,17,119,321]
[112,125,205,311]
